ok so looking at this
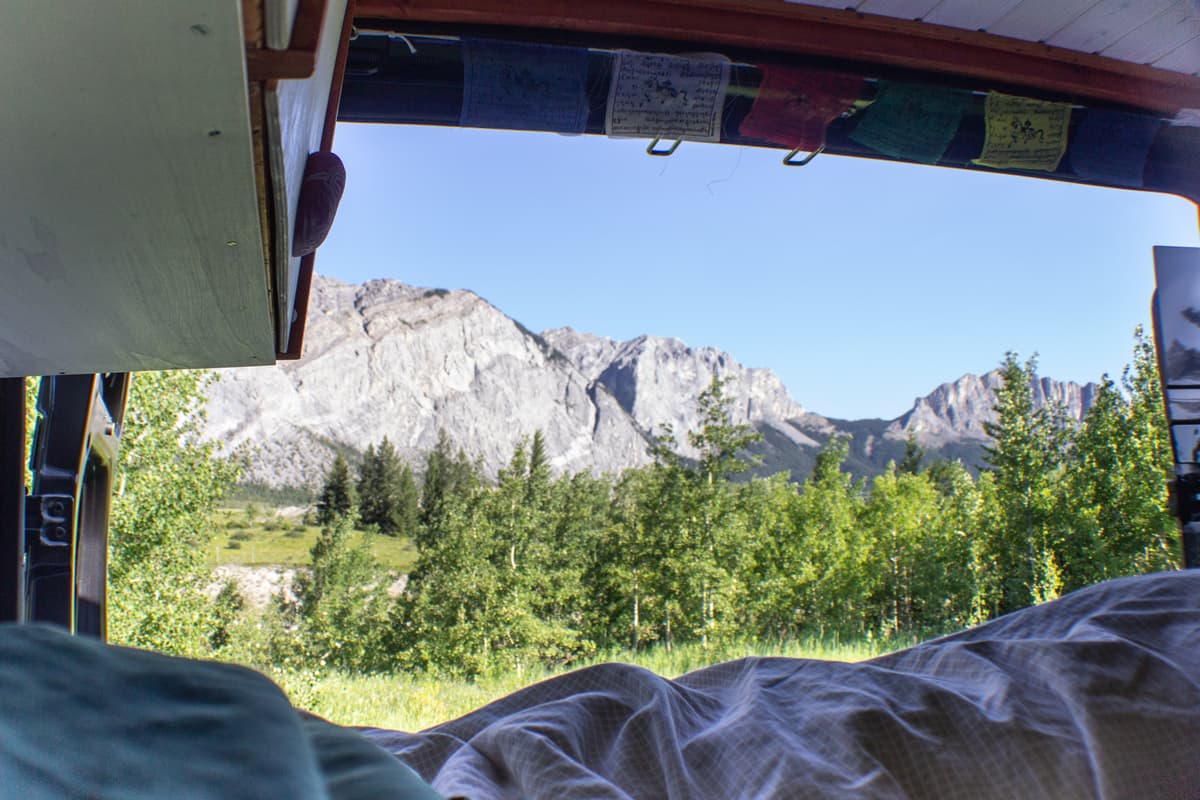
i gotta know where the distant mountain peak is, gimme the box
[204,275,1100,488]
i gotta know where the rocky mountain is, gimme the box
[541,329,832,458]
[204,275,1098,488]
[887,372,1098,446]
[206,277,651,487]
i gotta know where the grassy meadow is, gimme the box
[270,636,900,732]
[207,505,417,572]
[207,500,913,732]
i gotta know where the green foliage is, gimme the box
[23,378,37,489]
[418,429,480,544]
[395,434,590,677]
[1061,328,1177,580]
[357,438,419,536]
[287,516,394,672]
[689,372,764,484]
[227,482,316,507]
[109,337,1175,689]
[980,353,1070,612]
[107,370,241,657]
[317,453,356,526]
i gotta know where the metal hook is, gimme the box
[783,144,824,167]
[647,138,682,156]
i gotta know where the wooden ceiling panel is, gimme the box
[1155,34,1200,75]
[1047,0,1175,54]
[1103,1,1200,65]
[923,0,1024,33]
[857,0,941,20]
[976,0,1097,43]
[783,0,855,8]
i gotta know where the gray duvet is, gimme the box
[363,571,1200,799]
[2,571,1198,799]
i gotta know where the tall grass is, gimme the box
[272,634,902,732]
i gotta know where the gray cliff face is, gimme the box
[205,277,652,487]
[887,371,1099,446]
[204,276,1101,488]
[542,329,831,457]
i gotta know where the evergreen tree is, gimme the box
[393,463,421,538]
[898,434,925,475]
[316,453,356,526]
[419,429,479,544]
[689,372,763,484]
[356,443,380,523]
[357,437,415,536]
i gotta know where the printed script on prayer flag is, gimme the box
[605,52,731,142]
[848,81,971,165]
[1069,109,1161,189]
[973,92,1071,172]
[738,65,864,152]
[461,39,590,133]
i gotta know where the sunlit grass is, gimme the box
[206,507,417,571]
[271,635,902,732]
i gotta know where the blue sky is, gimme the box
[319,122,1199,420]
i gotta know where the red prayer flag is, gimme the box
[739,65,864,152]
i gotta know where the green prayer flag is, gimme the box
[849,81,971,164]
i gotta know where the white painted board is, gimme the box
[985,0,1099,43]
[0,1,274,377]
[924,0,1025,33]
[857,0,942,21]
[1048,0,1175,54]
[1103,1,1200,66]
[1155,34,1200,75]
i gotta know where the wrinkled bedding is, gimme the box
[363,571,1200,800]
[0,624,439,800]
[2,572,1198,799]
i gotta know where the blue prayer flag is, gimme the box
[461,39,590,134]
[1070,109,1162,188]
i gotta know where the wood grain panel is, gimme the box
[1102,1,1200,66]
[0,1,273,377]
[924,0,1023,33]
[966,0,1096,42]
[857,0,940,21]
[784,0,860,8]
[1048,0,1174,54]
[1155,35,1200,75]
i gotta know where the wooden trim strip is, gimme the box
[352,0,1200,113]
[247,0,329,80]
[280,0,356,360]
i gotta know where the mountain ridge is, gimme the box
[204,275,1098,487]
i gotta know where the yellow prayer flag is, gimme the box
[973,92,1072,171]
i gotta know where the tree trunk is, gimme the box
[632,576,640,651]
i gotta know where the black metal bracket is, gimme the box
[23,494,74,627]
[1171,473,1200,568]
[0,373,129,637]
[0,378,25,623]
